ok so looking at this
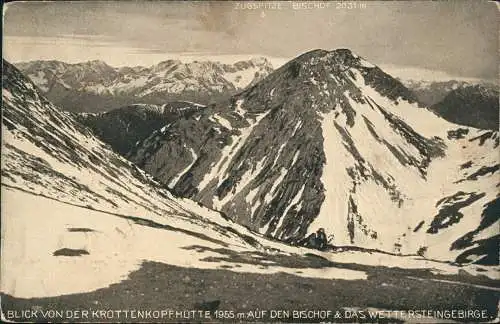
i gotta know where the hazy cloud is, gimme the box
[3,1,498,80]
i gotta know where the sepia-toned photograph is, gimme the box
[1,1,499,322]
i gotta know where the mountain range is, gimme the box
[4,50,499,266]
[2,53,499,321]
[18,58,499,132]
[402,79,474,107]
[402,80,498,131]
[15,58,273,112]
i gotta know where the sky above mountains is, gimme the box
[3,1,498,81]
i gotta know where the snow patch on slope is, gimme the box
[169,147,198,188]
[309,111,353,244]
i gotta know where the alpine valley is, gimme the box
[2,49,499,322]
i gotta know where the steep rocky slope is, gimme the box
[74,101,206,155]
[128,49,499,264]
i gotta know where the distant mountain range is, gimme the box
[18,58,498,131]
[15,58,273,112]
[402,80,498,130]
[430,83,499,131]
[401,79,474,107]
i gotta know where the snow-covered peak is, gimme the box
[127,48,499,265]
[85,59,111,67]
[248,56,271,66]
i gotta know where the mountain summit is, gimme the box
[128,49,499,264]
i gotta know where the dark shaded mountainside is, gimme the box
[74,101,206,155]
[403,80,499,131]
[402,80,472,107]
[124,49,499,265]
[15,58,273,112]
[431,84,499,131]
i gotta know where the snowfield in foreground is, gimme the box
[1,188,369,298]
[2,188,497,299]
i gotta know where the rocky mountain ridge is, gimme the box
[126,49,499,264]
[74,101,206,155]
[430,84,499,131]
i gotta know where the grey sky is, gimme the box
[3,1,498,80]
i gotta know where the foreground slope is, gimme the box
[1,59,499,323]
[128,49,499,263]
